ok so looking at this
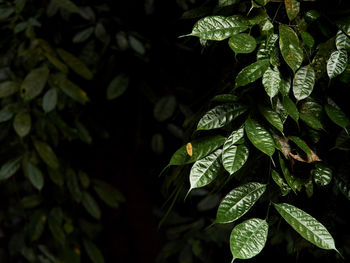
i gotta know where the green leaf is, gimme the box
[230,218,268,260]
[235,59,270,88]
[216,182,266,223]
[20,67,49,101]
[94,181,125,208]
[57,48,93,80]
[33,140,60,169]
[211,94,238,103]
[293,65,315,101]
[224,126,245,146]
[279,154,302,193]
[218,0,241,7]
[186,15,249,40]
[0,106,14,123]
[51,0,80,13]
[83,239,105,263]
[222,144,249,175]
[327,50,348,79]
[21,195,42,208]
[106,74,129,100]
[29,210,47,241]
[72,27,94,43]
[0,81,19,98]
[153,96,177,122]
[82,192,101,220]
[262,67,281,99]
[312,163,332,186]
[325,104,350,129]
[279,24,303,72]
[300,113,323,130]
[289,136,312,157]
[257,34,278,61]
[284,0,300,21]
[189,149,222,192]
[336,30,350,51]
[197,104,247,130]
[228,33,256,54]
[78,171,90,189]
[58,77,89,104]
[169,135,226,165]
[271,169,291,196]
[301,31,315,49]
[259,105,284,133]
[274,203,338,251]
[281,96,299,123]
[42,88,57,113]
[0,157,22,181]
[245,118,275,157]
[48,208,65,245]
[48,168,64,187]
[66,169,82,203]
[25,162,44,191]
[13,112,31,137]
[305,177,314,198]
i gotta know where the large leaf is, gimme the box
[279,24,303,72]
[336,30,350,51]
[281,96,299,123]
[20,67,49,101]
[197,104,247,130]
[262,67,281,99]
[186,15,249,40]
[284,0,300,21]
[169,135,226,165]
[82,192,101,220]
[245,118,275,157]
[230,218,268,260]
[235,59,270,88]
[33,140,59,169]
[189,149,222,192]
[25,162,44,191]
[0,157,22,181]
[0,81,19,98]
[293,65,315,101]
[83,240,105,263]
[42,88,57,113]
[58,77,89,104]
[325,104,350,129]
[274,203,338,251]
[222,144,249,175]
[312,163,332,186]
[13,112,31,137]
[106,74,129,100]
[228,33,256,54]
[259,105,283,133]
[327,50,348,79]
[216,182,266,223]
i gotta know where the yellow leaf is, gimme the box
[186,142,193,157]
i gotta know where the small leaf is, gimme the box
[284,0,300,21]
[189,149,222,192]
[230,218,268,260]
[48,208,65,245]
[218,0,240,7]
[94,181,125,208]
[300,113,323,130]
[274,203,338,251]
[312,163,332,186]
[289,136,312,157]
[169,135,226,166]
[58,77,89,104]
[0,81,19,98]
[20,67,49,101]
[51,0,80,13]
[186,15,249,40]
[235,59,270,88]
[279,24,303,72]
[293,65,315,101]
[301,31,315,49]
[271,169,291,196]
[25,162,44,191]
[153,96,177,122]
[228,33,256,54]
[0,106,14,123]
[82,192,101,220]
[48,168,64,187]
[21,195,43,209]
[42,88,57,113]
[224,126,245,145]
[197,104,247,130]
[186,142,193,157]
[336,30,350,51]
[327,50,348,79]
[222,144,249,175]
[78,171,90,189]
[67,169,82,203]
[262,67,281,99]
[33,140,59,169]
[216,182,266,223]
[13,112,31,137]
[106,74,129,100]
[279,154,302,193]
[72,27,94,43]
[0,157,22,181]
[245,118,275,157]
[281,96,299,123]
[259,105,283,133]
[211,94,238,103]
[83,239,105,263]
[29,210,47,241]
[325,104,350,129]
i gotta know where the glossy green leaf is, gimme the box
[235,59,270,88]
[0,157,22,181]
[197,104,247,130]
[33,140,59,169]
[42,88,57,113]
[222,144,249,175]
[300,113,323,130]
[289,136,312,157]
[189,149,222,192]
[216,182,266,223]
[83,239,105,263]
[58,77,90,104]
[57,48,93,80]
[311,38,334,80]
[13,112,31,137]
[20,67,49,101]
[336,30,350,51]
[94,181,125,208]
[325,104,350,129]
[66,169,82,203]
[154,96,177,122]
[29,210,47,241]
[293,65,315,101]
[245,118,275,156]
[279,154,302,193]
[186,15,249,40]
[271,169,291,196]
[106,74,129,100]
[0,81,19,98]
[262,67,281,99]
[52,0,80,13]
[224,126,245,146]
[211,94,238,103]
[228,33,256,54]
[218,0,241,7]
[279,24,303,72]
[275,98,289,123]
[327,50,348,79]
[259,105,284,133]
[230,218,268,260]
[284,0,300,21]
[48,208,65,245]
[312,163,332,186]
[169,135,226,166]
[274,203,338,251]
[82,192,101,220]
[281,96,299,123]
[257,34,278,61]
[26,162,44,191]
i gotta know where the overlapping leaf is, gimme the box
[228,33,256,54]
[271,169,291,196]
[327,50,348,79]
[279,154,302,193]
[222,144,249,175]
[325,104,350,129]
[259,105,284,133]
[293,66,315,101]
[20,67,49,101]
[289,136,312,157]
[336,30,350,51]
[235,59,270,88]
[262,67,281,99]
[284,0,300,21]
[312,163,332,186]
